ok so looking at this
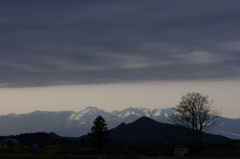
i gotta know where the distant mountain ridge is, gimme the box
[0,106,239,139]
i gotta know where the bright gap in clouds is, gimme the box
[0,81,239,118]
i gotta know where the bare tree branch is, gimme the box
[170,92,221,147]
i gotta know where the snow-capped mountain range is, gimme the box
[0,106,239,139]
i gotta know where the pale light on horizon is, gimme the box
[0,81,239,119]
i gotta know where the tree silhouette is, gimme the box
[88,115,110,149]
[170,92,221,148]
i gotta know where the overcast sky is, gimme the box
[0,0,240,118]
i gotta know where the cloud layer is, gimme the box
[1,0,240,87]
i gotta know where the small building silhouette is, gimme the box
[169,143,188,156]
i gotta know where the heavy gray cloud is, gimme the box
[1,0,240,87]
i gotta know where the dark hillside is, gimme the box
[108,116,232,147]
[110,116,170,142]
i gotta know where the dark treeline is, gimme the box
[0,132,77,148]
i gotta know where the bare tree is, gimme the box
[170,92,221,147]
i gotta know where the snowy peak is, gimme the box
[77,106,104,116]
[68,106,113,124]
[110,107,175,119]
[152,108,176,118]
[138,107,152,117]
[111,107,151,118]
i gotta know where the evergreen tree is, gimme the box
[88,115,110,149]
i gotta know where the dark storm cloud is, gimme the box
[1,0,240,87]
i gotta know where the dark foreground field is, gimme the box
[1,140,240,159]
[0,156,239,159]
